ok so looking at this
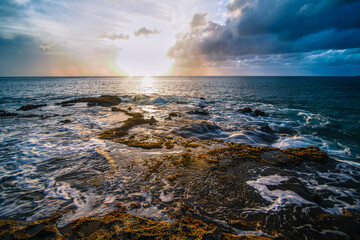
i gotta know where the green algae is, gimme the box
[99,115,156,139]
[111,107,141,117]
[17,104,46,111]
[206,143,328,165]
[0,210,272,240]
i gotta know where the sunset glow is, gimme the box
[1,0,360,76]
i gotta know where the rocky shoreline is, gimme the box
[1,95,360,239]
[1,138,359,239]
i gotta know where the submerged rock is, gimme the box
[238,107,252,114]
[100,114,156,139]
[17,104,46,111]
[253,109,266,117]
[151,97,168,105]
[133,94,150,102]
[165,112,179,120]
[188,109,209,116]
[58,95,121,107]
[111,107,140,117]
[258,124,274,133]
[173,120,221,138]
[59,119,71,124]
[0,110,18,117]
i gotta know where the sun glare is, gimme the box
[113,29,174,77]
[118,56,173,77]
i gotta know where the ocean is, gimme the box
[0,76,359,238]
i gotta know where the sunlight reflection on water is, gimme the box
[138,76,155,94]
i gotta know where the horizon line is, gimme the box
[1,75,359,78]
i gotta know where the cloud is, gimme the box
[134,27,161,37]
[190,13,207,30]
[99,32,130,40]
[39,43,55,51]
[168,0,360,75]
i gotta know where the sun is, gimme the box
[116,54,173,77]
[113,30,174,76]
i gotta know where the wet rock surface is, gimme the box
[238,107,252,114]
[0,110,18,117]
[58,95,121,107]
[253,110,266,117]
[1,137,359,239]
[0,211,272,240]
[1,96,359,240]
[17,104,46,111]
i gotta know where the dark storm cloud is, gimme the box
[168,0,360,65]
[134,27,161,37]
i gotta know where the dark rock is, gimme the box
[20,114,41,118]
[261,150,288,165]
[59,103,74,107]
[60,119,71,124]
[17,104,46,111]
[200,97,206,100]
[267,177,314,203]
[169,112,179,117]
[58,95,121,107]
[165,112,180,120]
[253,109,266,116]
[100,115,157,139]
[258,124,275,133]
[130,202,140,209]
[0,110,18,117]
[188,109,209,116]
[111,107,141,117]
[238,107,252,113]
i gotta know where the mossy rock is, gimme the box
[58,95,121,107]
[100,115,156,139]
[17,104,46,111]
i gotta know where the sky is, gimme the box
[0,0,360,76]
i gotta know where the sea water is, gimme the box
[0,76,359,235]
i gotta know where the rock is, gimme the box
[188,109,209,115]
[169,112,179,117]
[130,202,140,209]
[59,119,71,124]
[253,109,266,116]
[0,110,18,117]
[133,95,149,102]
[238,107,252,113]
[111,107,121,112]
[58,95,121,107]
[258,124,274,133]
[200,97,206,100]
[165,112,179,120]
[59,103,74,107]
[17,104,46,111]
[100,115,157,139]
[151,97,168,105]
[20,114,41,118]
[111,107,141,117]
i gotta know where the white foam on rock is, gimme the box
[247,175,314,211]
